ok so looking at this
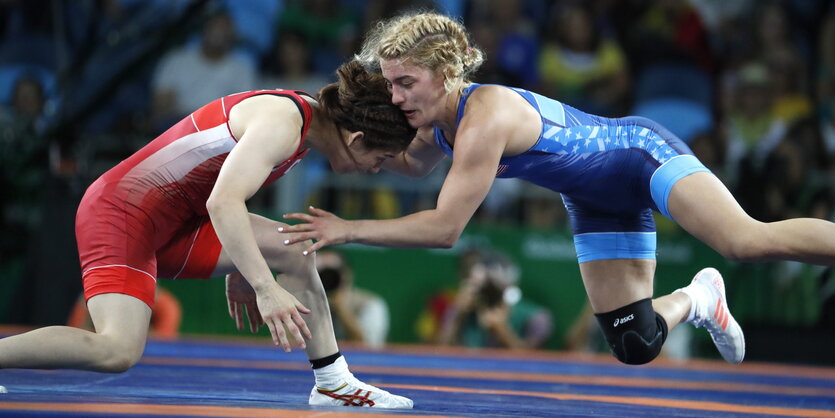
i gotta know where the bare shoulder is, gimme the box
[463,85,537,125]
[229,94,304,139]
[228,94,307,162]
[466,84,526,108]
[462,85,541,155]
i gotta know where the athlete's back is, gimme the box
[94,89,312,220]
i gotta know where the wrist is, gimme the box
[248,276,276,293]
[345,220,357,243]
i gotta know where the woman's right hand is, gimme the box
[255,281,313,352]
[280,206,350,254]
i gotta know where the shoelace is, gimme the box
[691,285,710,328]
[316,383,376,407]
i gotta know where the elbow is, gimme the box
[205,197,220,215]
[437,225,464,249]
[205,194,231,218]
[400,161,435,178]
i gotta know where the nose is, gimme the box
[391,86,404,105]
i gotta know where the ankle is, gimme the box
[674,284,703,323]
[313,355,352,387]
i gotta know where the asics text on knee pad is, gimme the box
[595,298,668,365]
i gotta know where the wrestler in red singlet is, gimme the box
[76,89,313,308]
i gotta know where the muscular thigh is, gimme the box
[580,258,656,313]
[667,171,763,249]
[87,293,153,350]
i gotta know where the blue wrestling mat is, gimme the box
[0,334,833,417]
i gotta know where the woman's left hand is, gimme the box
[279,206,350,254]
[226,272,264,333]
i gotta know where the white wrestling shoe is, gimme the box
[680,267,745,364]
[309,375,413,409]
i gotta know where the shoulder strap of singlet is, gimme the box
[259,90,315,156]
[432,83,483,153]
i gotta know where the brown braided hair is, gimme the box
[318,60,416,152]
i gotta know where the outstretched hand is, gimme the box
[279,206,351,255]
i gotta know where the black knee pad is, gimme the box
[594,298,668,365]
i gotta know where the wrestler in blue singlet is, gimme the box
[433,84,711,263]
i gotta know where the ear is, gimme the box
[346,131,365,148]
[441,63,456,80]
[440,64,459,93]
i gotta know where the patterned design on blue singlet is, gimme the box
[432,83,709,262]
[432,83,694,216]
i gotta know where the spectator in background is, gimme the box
[751,2,810,65]
[0,75,46,135]
[765,45,813,126]
[538,2,630,117]
[626,0,714,72]
[688,128,727,179]
[818,6,835,158]
[260,29,331,97]
[722,62,786,184]
[6,139,85,326]
[151,11,256,133]
[316,250,390,349]
[468,16,506,85]
[467,0,540,89]
[276,0,360,76]
[760,140,807,221]
[0,75,49,269]
[420,249,553,350]
[688,0,752,74]
[415,248,481,344]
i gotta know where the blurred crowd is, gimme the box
[1,0,834,349]
[3,0,835,236]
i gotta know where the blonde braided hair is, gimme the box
[357,12,484,93]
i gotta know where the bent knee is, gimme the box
[95,338,144,373]
[595,299,669,365]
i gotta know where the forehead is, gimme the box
[380,59,432,80]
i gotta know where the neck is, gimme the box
[304,101,331,151]
[434,81,466,137]
[306,100,348,163]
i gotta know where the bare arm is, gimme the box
[382,126,446,178]
[207,94,312,350]
[282,86,538,252]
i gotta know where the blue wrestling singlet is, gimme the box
[433,84,711,262]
